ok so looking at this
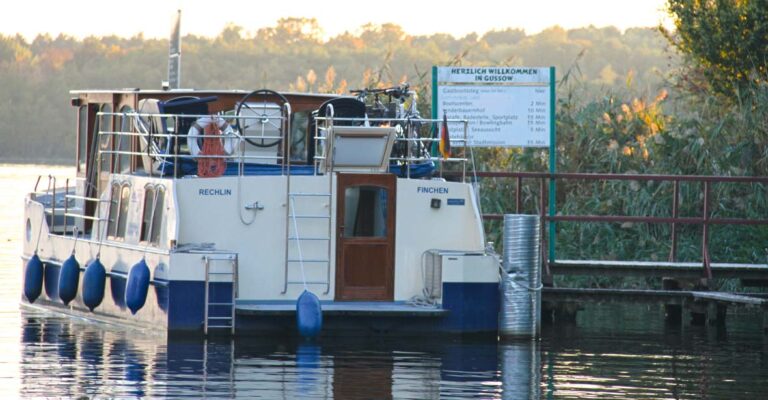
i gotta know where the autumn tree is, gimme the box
[663,0,768,98]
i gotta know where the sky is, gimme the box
[3,0,671,40]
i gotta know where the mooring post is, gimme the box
[706,302,727,327]
[663,278,683,325]
[763,312,768,334]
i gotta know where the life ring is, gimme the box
[187,116,241,157]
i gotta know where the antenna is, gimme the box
[166,9,182,90]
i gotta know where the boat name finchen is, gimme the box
[417,187,448,194]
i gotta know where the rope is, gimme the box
[236,135,256,225]
[70,226,79,255]
[468,144,483,216]
[33,175,54,254]
[406,250,440,308]
[289,196,308,291]
[499,264,544,292]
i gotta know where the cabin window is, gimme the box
[343,186,388,237]
[290,110,310,162]
[141,187,154,242]
[98,104,113,174]
[151,188,165,243]
[77,105,88,173]
[107,182,131,239]
[115,106,133,174]
[141,185,165,244]
[107,183,120,237]
[116,184,131,237]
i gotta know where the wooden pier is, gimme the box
[542,286,768,328]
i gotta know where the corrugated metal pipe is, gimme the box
[499,214,542,338]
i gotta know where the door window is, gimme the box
[343,186,388,237]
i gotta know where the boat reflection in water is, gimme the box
[18,309,543,399]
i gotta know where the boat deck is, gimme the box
[236,301,449,317]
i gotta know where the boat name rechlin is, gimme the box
[417,187,448,194]
[199,188,232,196]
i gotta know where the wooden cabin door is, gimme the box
[335,173,396,301]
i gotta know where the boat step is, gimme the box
[207,302,234,306]
[288,237,330,241]
[207,316,234,320]
[288,214,331,219]
[287,280,329,285]
[207,271,234,275]
[287,259,329,263]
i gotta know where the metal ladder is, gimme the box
[283,174,333,294]
[203,253,239,335]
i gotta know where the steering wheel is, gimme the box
[235,89,290,147]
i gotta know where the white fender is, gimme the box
[188,116,241,157]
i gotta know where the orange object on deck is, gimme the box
[197,121,226,177]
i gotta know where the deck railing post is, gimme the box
[540,178,552,285]
[174,116,180,179]
[64,178,69,235]
[51,176,56,233]
[702,181,712,281]
[669,180,680,262]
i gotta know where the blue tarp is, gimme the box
[159,158,436,178]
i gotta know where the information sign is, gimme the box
[432,66,554,148]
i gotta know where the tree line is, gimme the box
[0,19,671,162]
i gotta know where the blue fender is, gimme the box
[82,258,106,311]
[125,259,150,315]
[296,290,322,338]
[58,254,80,305]
[23,254,44,303]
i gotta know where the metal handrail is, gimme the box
[458,171,768,281]
[98,110,470,180]
[98,110,294,178]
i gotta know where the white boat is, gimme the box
[21,86,501,336]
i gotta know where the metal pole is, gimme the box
[204,256,210,335]
[231,255,238,335]
[51,177,56,233]
[540,178,551,284]
[702,181,712,280]
[548,66,557,264]
[669,180,680,262]
[64,178,69,235]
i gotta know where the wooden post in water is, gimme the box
[663,278,683,325]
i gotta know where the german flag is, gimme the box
[439,112,451,159]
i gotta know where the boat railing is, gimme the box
[97,106,469,181]
[31,174,108,237]
[98,106,293,178]
[313,113,469,181]
[30,173,168,254]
